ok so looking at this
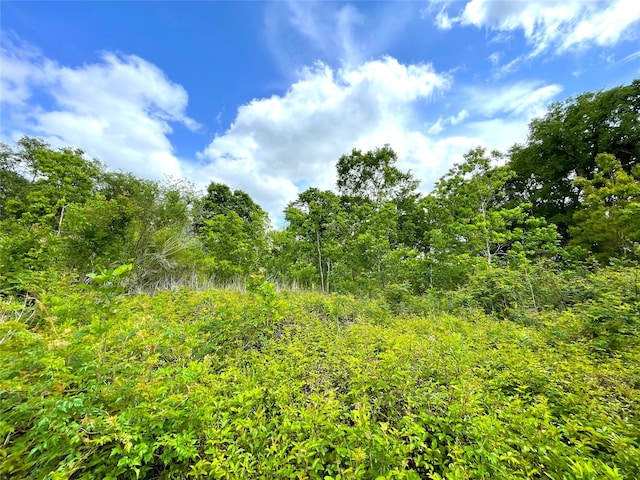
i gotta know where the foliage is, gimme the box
[336,144,420,205]
[86,263,133,308]
[193,182,269,284]
[1,285,639,479]
[506,79,640,240]
[284,188,347,292]
[573,264,640,353]
[1,80,640,478]
[0,137,102,231]
[0,219,64,296]
[420,147,562,291]
[570,154,640,262]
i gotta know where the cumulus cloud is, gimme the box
[1,33,564,225]
[0,37,198,180]
[198,57,454,220]
[434,0,640,57]
[197,55,565,222]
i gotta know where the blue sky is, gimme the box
[1,1,639,222]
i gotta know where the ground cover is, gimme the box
[1,286,639,479]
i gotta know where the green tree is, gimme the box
[336,144,419,205]
[0,220,63,296]
[197,182,267,227]
[0,143,30,221]
[0,138,104,294]
[196,182,269,283]
[264,228,318,288]
[335,145,425,285]
[0,137,103,231]
[570,153,640,262]
[199,213,256,282]
[430,148,513,264]
[507,80,640,240]
[284,188,346,292]
[62,194,138,271]
[425,148,560,288]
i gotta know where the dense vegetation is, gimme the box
[1,80,639,478]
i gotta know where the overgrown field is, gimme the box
[1,285,639,479]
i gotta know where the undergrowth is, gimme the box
[1,284,639,479]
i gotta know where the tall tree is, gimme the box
[196,182,269,281]
[284,188,346,292]
[336,145,422,250]
[0,137,103,231]
[198,182,267,226]
[0,137,103,294]
[425,147,560,288]
[570,154,640,262]
[336,144,419,205]
[506,80,640,240]
[0,143,30,221]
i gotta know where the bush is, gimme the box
[1,287,639,478]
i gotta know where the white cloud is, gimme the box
[265,1,415,74]
[435,0,640,57]
[446,81,564,159]
[449,109,469,125]
[435,11,453,30]
[1,34,566,225]
[493,56,523,79]
[428,108,469,135]
[198,56,566,222]
[561,0,640,51]
[620,49,640,64]
[0,38,198,180]
[466,81,563,119]
[265,1,366,70]
[428,118,444,135]
[198,57,454,221]
[0,40,47,107]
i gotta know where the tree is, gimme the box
[264,228,318,288]
[284,188,346,292]
[0,138,104,294]
[196,182,269,282]
[336,145,425,253]
[0,137,103,231]
[570,153,640,262]
[199,213,257,282]
[424,148,561,288]
[336,145,419,205]
[430,148,514,264]
[506,80,640,240]
[198,182,267,227]
[0,143,29,221]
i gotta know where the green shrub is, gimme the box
[1,287,638,478]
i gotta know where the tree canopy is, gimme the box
[506,80,640,240]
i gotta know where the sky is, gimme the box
[1,0,639,223]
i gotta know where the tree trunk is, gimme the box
[316,229,325,292]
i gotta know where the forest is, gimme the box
[0,80,639,478]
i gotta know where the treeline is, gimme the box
[1,81,639,317]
